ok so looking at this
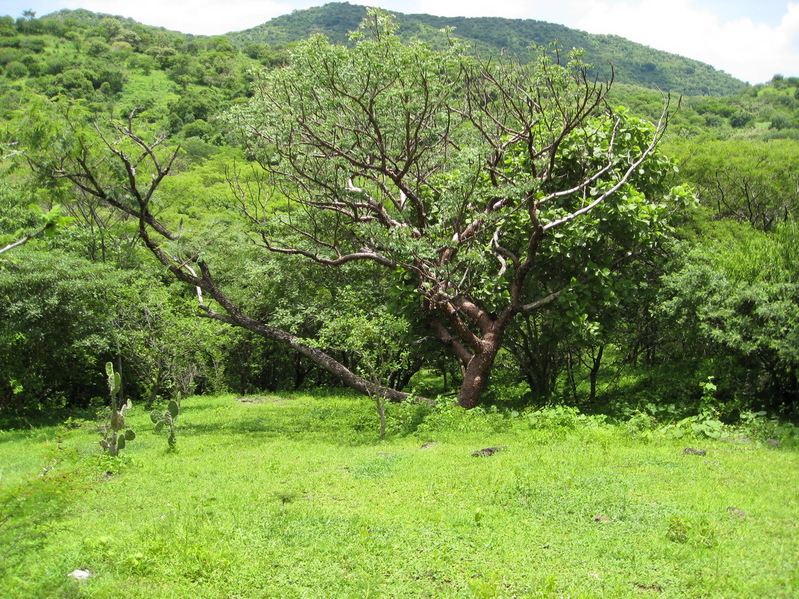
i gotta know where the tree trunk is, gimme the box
[588,344,605,404]
[456,332,503,409]
[200,303,416,404]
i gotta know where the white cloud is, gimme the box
[572,0,799,83]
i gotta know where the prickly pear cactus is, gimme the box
[100,362,135,457]
[106,362,121,400]
[151,399,180,449]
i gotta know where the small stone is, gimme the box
[471,446,507,457]
[67,569,91,581]
[593,514,612,523]
[682,447,707,456]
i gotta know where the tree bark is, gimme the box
[456,329,504,409]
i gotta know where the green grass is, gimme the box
[1,393,798,598]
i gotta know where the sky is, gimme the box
[3,0,797,84]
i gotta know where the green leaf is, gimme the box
[167,400,179,419]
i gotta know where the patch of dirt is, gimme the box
[592,514,612,523]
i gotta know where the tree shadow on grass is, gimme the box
[153,392,383,447]
[0,468,87,583]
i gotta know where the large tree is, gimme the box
[27,12,687,408]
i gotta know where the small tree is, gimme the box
[313,291,412,439]
[658,221,799,416]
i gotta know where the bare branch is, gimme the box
[543,99,671,231]
[0,230,43,256]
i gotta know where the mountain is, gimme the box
[226,2,746,96]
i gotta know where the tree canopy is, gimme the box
[22,11,691,409]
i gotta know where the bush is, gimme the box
[414,397,511,438]
[4,60,27,79]
[525,405,583,430]
[384,399,432,437]
[0,249,121,413]
[524,405,607,437]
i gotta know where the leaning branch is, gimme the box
[543,100,671,232]
[51,119,423,406]
[0,229,44,256]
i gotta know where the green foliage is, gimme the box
[0,249,121,413]
[0,203,72,256]
[525,405,584,430]
[658,221,799,416]
[223,12,687,408]
[738,410,799,447]
[0,3,795,421]
[666,138,799,228]
[414,397,514,440]
[113,276,230,405]
[311,287,414,438]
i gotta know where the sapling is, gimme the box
[100,362,136,456]
[311,292,411,440]
[151,399,180,449]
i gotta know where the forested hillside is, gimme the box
[228,2,746,95]
[0,6,798,427]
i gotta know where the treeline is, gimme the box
[0,9,797,423]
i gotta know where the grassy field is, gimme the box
[1,392,797,598]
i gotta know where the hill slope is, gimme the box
[226,2,746,96]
